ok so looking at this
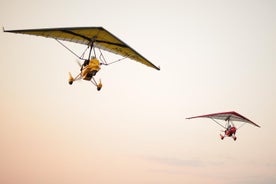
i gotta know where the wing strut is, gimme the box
[55,39,85,60]
[237,122,247,130]
[210,118,226,129]
[97,47,127,66]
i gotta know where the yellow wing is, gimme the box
[4,27,160,70]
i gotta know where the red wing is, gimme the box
[187,111,260,127]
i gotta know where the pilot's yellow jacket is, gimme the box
[82,58,101,80]
[87,58,101,71]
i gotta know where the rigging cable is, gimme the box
[210,118,226,129]
[98,48,127,66]
[56,39,128,65]
[237,122,247,130]
[55,39,86,60]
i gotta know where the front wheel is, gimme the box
[97,80,102,91]
[97,86,102,91]
[68,72,74,85]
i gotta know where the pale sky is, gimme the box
[1,0,276,184]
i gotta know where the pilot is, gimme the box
[88,57,101,76]
[81,57,101,80]
[81,59,90,71]
[226,125,232,131]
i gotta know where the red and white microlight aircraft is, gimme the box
[187,111,260,141]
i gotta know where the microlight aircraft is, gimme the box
[187,111,260,141]
[4,27,160,91]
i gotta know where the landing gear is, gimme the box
[220,134,237,141]
[97,85,102,91]
[68,71,102,91]
[96,79,102,91]
[91,78,102,91]
[68,72,74,85]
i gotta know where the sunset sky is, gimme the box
[1,0,276,183]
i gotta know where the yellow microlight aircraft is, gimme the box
[4,27,160,91]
